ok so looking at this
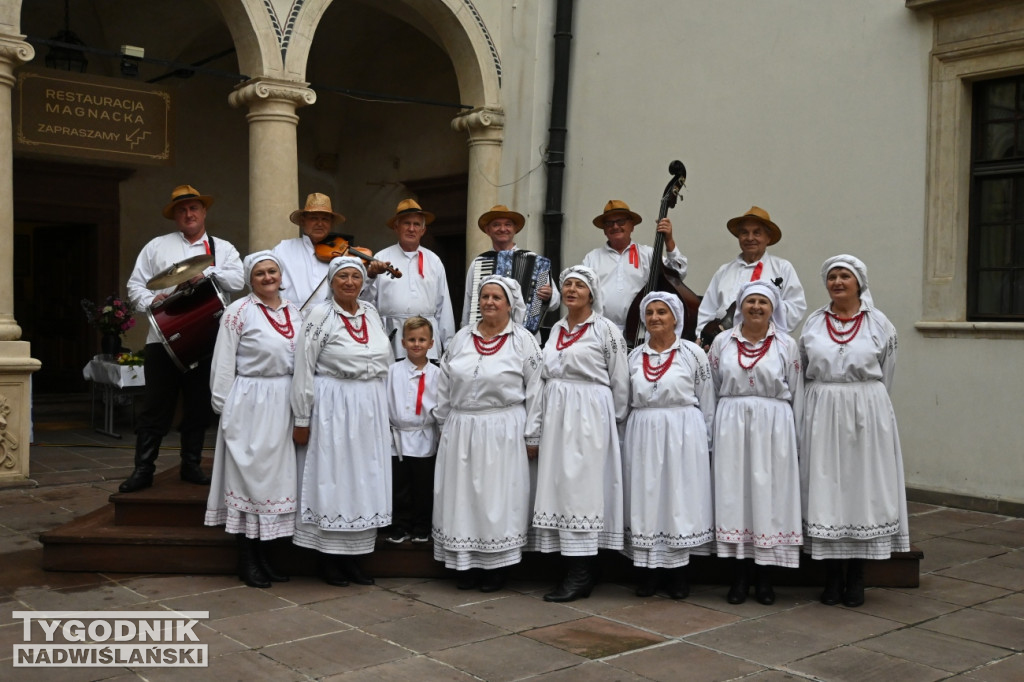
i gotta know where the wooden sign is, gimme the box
[14,69,173,165]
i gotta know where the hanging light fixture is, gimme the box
[44,0,88,73]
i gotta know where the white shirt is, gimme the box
[386,358,440,458]
[127,231,244,345]
[272,235,330,311]
[696,252,806,337]
[799,304,897,392]
[582,242,688,331]
[460,246,561,327]
[290,299,394,427]
[209,294,301,414]
[362,244,455,359]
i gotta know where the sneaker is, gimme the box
[385,528,409,544]
[410,531,431,543]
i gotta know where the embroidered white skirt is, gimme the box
[713,395,802,567]
[801,380,910,560]
[622,404,714,568]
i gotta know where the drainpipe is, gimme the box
[542,0,574,277]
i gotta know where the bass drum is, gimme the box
[146,276,228,372]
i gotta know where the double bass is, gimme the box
[623,161,702,348]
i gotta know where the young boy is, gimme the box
[385,317,440,543]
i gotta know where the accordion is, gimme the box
[468,250,552,333]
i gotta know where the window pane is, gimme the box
[979,224,1009,267]
[976,270,1010,315]
[984,81,1016,119]
[978,178,1013,223]
[983,122,1015,160]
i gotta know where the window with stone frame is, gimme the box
[969,74,1024,320]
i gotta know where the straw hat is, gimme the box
[289,193,346,226]
[592,199,642,229]
[477,205,525,233]
[162,184,213,219]
[387,198,435,229]
[726,206,781,245]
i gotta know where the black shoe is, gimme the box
[320,553,349,587]
[666,567,690,600]
[726,560,750,604]
[842,559,865,607]
[179,461,211,485]
[118,468,154,493]
[635,568,659,597]
[820,559,844,606]
[237,537,271,588]
[754,565,775,605]
[385,528,410,544]
[339,556,374,585]
[456,568,482,590]
[256,541,289,582]
[544,557,595,603]
[479,569,506,593]
[410,531,431,543]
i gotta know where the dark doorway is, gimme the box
[14,160,131,394]
[404,174,468,324]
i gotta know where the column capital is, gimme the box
[451,106,505,135]
[0,35,34,68]
[229,78,316,110]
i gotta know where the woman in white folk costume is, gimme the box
[291,256,393,587]
[432,276,543,592]
[534,266,630,603]
[800,255,908,608]
[709,281,802,605]
[622,292,715,599]
[205,251,300,588]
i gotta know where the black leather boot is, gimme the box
[319,553,349,587]
[257,541,289,582]
[666,566,690,600]
[754,564,775,605]
[820,559,844,606]
[119,432,161,493]
[843,559,865,607]
[479,568,506,593]
[544,557,595,602]
[456,568,482,590]
[237,536,270,588]
[339,556,374,585]
[635,568,659,597]
[726,559,750,604]
[179,430,211,485]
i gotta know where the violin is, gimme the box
[314,233,402,278]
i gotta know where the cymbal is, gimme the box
[146,254,214,290]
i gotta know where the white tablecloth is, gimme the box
[83,356,145,388]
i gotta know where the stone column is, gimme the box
[452,107,505,266]
[0,34,40,485]
[229,78,316,252]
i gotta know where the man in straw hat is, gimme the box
[460,205,558,328]
[120,184,244,493]
[272,192,348,311]
[696,205,806,346]
[582,199,688,332]
[361,199,455,359]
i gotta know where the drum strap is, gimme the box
[207,235,216,264]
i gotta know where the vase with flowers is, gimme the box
[81,294,136,357]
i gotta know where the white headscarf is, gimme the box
[243,250,283,291]
[639,291,685,341]
[479,275,527,325]
[558,265,603,316]
[733,280,785,330]
[821,254,873,307]
[327,255,367,282]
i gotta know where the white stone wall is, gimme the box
[490,0,1023,504]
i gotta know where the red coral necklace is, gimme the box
[474,333,508,355]
[259,304,294,339]
[826,311,865,345]
[340,313,369,344]
[556,323,590,351]
[643,350,676,383]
